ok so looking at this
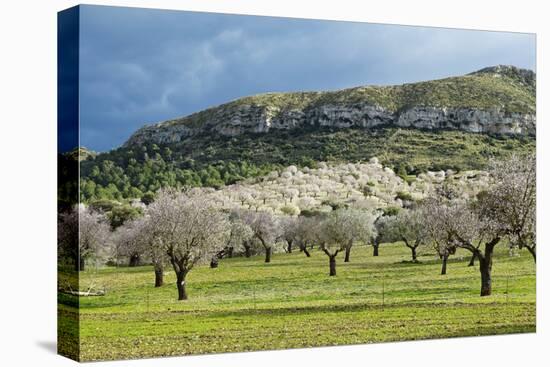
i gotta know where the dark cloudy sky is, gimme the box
[78,5,536,152]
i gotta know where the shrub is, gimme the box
[396,191,414,201]
[382,206,400,216]
[280,204,301,216]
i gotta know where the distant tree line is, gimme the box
[79,142,278,202]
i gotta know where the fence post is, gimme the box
[506,275,509,304]
[146,286,150,317]
[253,285,256,310]
[382,276,385,309]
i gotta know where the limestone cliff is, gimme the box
[124,65,536,147]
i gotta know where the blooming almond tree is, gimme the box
[372,208,400,256]
[423,194,504,296]
[148,189,230,300]
[58,208,79,271]
[243,210,280,263]
[338,209,376,263]
[453,199,503,297]
[314,215,343,276]
[211,212,254,267]
[318,209,374,275]
[279,216,300,253]
[115,216,166,287]
[486,154,536,262]
[293,216,320,257]
[422,206,457,275]
[78,207,110,271]
[114,217,148,268]
[378,208,428,262]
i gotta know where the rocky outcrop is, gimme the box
[125,103,535,146]
[126,124,195,146]
[395,107,535,135]
[124,65,536,147]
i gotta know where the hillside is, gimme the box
[80,65,536,202]
[124,65,535,146]
[188,160,491,217]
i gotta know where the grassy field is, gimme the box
[59,243,535,361]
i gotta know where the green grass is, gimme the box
[60,243,535,361]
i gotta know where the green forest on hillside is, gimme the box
[78,127,535,203]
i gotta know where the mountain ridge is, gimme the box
[124,65,536,147]
[79,65,536,202]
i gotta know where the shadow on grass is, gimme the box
[154,299,533,320]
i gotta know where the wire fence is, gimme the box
[60,265,536,319]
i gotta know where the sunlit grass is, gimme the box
[60,242,535,361]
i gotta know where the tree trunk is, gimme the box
[441,255,448,275]
[373,243,379,257]
[411,246,417,262]
[303,247,311,257]
[526,246,536,263]
[344,246,352,262]
[154,264,163,287]
[244,244,251,258]
[227,246,234,258]
[478,238,499,297]
[287,240,293,253]
[468,253,476,267]
[478,247,495,297]
[210,257,219,268]
[176,272,188,300]
[265,247,272,263]
[329,256,337,276]
[479,259,492,296]
[129,254,141,267]
[77,257,85,272]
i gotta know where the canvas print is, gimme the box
[57,5,536,362]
